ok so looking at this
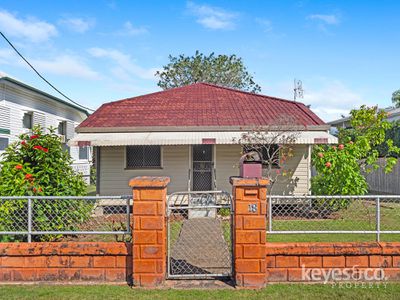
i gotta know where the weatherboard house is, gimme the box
[0,75,92,183]
[70,83,337,195]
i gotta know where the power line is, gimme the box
[0,31,94,112]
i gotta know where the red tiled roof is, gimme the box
[79,83,325,130]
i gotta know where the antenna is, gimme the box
[293,79,304,101]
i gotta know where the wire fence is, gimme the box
[0,196,131,242]
[267,195,400,242]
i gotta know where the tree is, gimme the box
[155,51,261,93]
[312,105,400,198]
[0,126,88,241]
[236,116,301,194]
[392,89,400,108]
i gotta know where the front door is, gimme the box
[192,145,213,191]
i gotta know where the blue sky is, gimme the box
[0,0,399,121]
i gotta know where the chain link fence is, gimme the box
[0,196,131,242]
[267,195,400,242]
[167,191,232,278]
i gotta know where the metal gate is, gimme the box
[167,191,233,279]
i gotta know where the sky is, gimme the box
[0,0,399,122]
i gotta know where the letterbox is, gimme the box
[239,151,263,178]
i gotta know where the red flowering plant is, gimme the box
[311,105,400,209]
[0,125,87,241]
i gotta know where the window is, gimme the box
[243,144,280,168]
[126,145,161,168]
[22,112,33,129]
[79,146,89,160]
[0,137,8,151]
[58,121,66,135]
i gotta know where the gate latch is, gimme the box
[248,203,258,213]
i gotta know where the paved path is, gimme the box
[170,218,231,276]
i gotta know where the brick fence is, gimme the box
[0,242,131,282]
[266,242,400,283]
[0,176,399,287]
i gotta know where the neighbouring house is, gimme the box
[70,83,337,195]
[329,106,400,131]
[0,75,92,183]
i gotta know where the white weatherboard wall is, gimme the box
[0,80,91,183]
[98,144,310,195]
[99,146,190,195]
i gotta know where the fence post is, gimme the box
[129,176,170,287]
[27,197,32,243]
[230,177,269,288]
[376,197,380,242]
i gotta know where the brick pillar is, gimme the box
[129,176,170,287]
[230,178,269,288]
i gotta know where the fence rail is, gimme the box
[0,196,131,242]
[267,195,400,241]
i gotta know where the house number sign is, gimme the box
[248,204,258,213]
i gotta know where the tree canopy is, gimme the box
[392,89,400,108]
[312,105,400,197]
[155,51,261,93]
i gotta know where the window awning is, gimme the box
[69,131,338,147]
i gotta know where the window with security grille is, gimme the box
[126,145,161,168]
[0,137,8,150]
[58,121,66,135]
[243,144,280,168]
[23,112,33,129]
[79,146,89,160]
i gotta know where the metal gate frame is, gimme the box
[167,190,233,279]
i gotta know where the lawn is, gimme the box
[267,199,400,242]
[0,284,399,300]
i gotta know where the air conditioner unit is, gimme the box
[59,135,66,143]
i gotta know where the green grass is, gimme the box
[169,220,183,247]
[268,199,400,242]
[86,184,96,196]
[0,284,399,300]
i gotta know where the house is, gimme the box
[329,106,400,131]
[70,83,337,195]
[0,75,92,183]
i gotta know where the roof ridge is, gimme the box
[104,82,311,108]
[102,84,197,106]
[197,82,306,106]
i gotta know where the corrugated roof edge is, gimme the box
[0,76,89,116]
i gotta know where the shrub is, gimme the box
[0,126,88,241]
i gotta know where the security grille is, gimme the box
[126,145,161,168]
[167,191,233,279]
[192,145,214,191]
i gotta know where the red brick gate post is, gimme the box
[129,176,170,287]
[230,178,269,288]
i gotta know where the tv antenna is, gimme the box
[293,79,304,101]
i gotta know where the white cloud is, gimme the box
[59,17,95,33]
[30,55,100,80]
[307,14,340,25]
[88,47,157,80]
[255,18,273,33]
[0,9,57,42]
[187,1,238,30]
[303,79,372,122]
[117,21,148,36]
